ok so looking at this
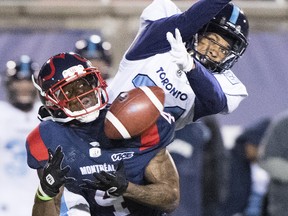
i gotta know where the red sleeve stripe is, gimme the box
[140,124,160,151]
[27,126,49,161]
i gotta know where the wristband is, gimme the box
[36,185,53,201]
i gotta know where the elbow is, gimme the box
[193,94,227,121]
[223,94,247,114]
[206,92,227,115]
[207,98,227,115]
[211,93,227,114]
[162,187,180,213]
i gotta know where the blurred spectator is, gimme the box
[224,117,271,216]
[168,115,229,216]
[259,111,288,216]
[201,115,230,216]
[74,33,113,82]
[168,121,211,216]
[0,55,41,216]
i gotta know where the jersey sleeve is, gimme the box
[140,0,181,23]
[214,70,248,114]
[139,112,175,151]
[186,61,227,121]
[26,124,50,169]
[127,0,231,60]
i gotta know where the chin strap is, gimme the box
[37,105,100,124]
[37,106,73,123]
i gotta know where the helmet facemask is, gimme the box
[189,33,232,72]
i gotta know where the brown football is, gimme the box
[104,86,165,139]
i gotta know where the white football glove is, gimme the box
[166,28,195,72]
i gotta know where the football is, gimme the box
[104,86,165,139]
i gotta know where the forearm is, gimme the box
[187,61,226,120]
[123,149,179,213]
[123,181,179,213]
[32,186,62,216]
[32,194,61,216]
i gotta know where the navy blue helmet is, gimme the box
[5,55,39,111]
[74,34,112,66]
[187,3,249,73]
[33,52,108,123]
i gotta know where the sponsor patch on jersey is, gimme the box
[111,152,134,161]
[223,70,240,85]
[89,147,101,158]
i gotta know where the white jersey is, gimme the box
[109,53,197,129]
[0,101,41,216]
[107,0,247,130]
[60,188,90,216]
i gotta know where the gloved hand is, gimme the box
[166,28,195,72]
[81,161,128,197]
[40,146,74,197]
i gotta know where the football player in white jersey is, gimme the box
[107,0,249,130]
[0,55,41,216]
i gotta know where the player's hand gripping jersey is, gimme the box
[26,109,175,216]
[107,0,248,130]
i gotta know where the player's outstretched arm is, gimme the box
[166,28,226,120]
[124,148,180,213]
[81,148,179,213]
[38,146,72,197]
[32,146,74,216]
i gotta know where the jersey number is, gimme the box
[95,190,130,216]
